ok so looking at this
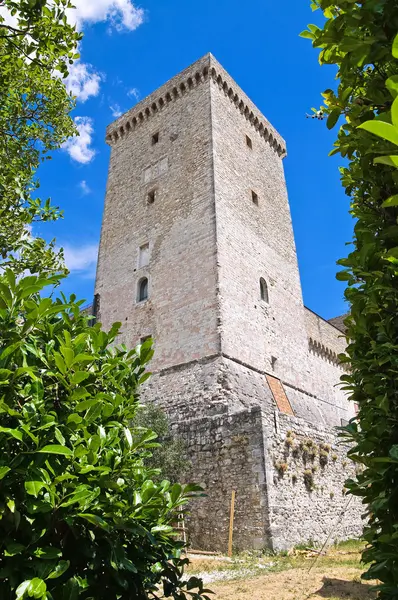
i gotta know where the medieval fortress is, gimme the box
[94,54,362,551]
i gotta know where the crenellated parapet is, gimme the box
[105,53,286,157]
[308,337,342,368]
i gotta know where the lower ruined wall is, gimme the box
[142,355,363,552]
[172,407,270,552]
[263,412,363,551]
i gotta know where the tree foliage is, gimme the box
[0,271,210,600]
[134,403,190,484]
[301,2,398,596]
[0,0,80,275]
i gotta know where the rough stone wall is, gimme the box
[174,407,270,552]
[209,57,311,392]
[95,56,220,373]
[262,412,363,551]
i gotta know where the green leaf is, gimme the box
[392,96,398,128]
[55,428,65,446]
[358,120,398,146]
[53,353,66,375]
[327,108,340,130]
[336,270,351,281]
[27,578,46,598]
[382,195,398,207]
[60,486,95,508]
[386,75,398,99]
[374,155,398,168]
[393,32,398,58]
[170,483,182,504]
[0,426,23,441]
[5,542,25,556]
[386,247,398,259]
[16,581,31,600]
[124,427,133,448]
[299,29,314,39]
[70,371,90,385]
[151,524,174,534]
[0,466,10,480]
[37,445,73,456]
[390,445,398,460]
[33,547,62,560]
[75,397,98,412]
[47,560,70,579]
[0,368,12,380]
[77,513,111,531]
[25,481,48,498]
[85,402,102,422]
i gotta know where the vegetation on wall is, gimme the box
[301,1,398,596]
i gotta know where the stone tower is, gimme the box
[95,54,362,552]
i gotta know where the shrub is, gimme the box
[319,450,329,468]
[275,461,288,476]
[303,470,315,492]
[0,271,208,600]
[134,402,190,483]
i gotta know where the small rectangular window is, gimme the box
[147,190,156,204]
[251,190,258,205]
[246,135,252,149]
[138,243,149,268]
[152,132,159,145]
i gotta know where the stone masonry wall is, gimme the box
[172,407,270,552]
[95,56,220,373]
[262,412,363,551]
[142,354,362,551]
[210,57,312,394]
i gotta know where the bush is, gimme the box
[134,403,190,483]
[0,271,209,600]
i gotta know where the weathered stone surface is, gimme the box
[95,53,362,552]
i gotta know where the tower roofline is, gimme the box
[105,53,286,157]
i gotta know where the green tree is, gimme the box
[134,402,190,484]
[301,2,398,596]
[0,0,80,275]
[0,2,209,597]
[0,271,210,600]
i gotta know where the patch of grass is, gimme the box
[186,539,367,584]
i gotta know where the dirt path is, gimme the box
[209,566,375,600]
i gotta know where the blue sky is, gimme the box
[36,0,352,319]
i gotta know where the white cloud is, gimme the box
[110,103,123,118]
[65,61,102,102]
[66,0,144,32]
[128,87,140,101]
[63,117,95,164]
[63,243,98,279]
[79,180,92,195]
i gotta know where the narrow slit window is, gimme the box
[138,277,148,303]
[147,190,156,204]
[246,135,252,149]
[138,243,149,268]
[252,190,259,205]
[260,278,269,303]
[152,132,159,145]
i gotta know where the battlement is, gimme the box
[105,53,286,157]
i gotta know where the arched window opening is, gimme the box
[138,278,148,303]
[260,278,269,303]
